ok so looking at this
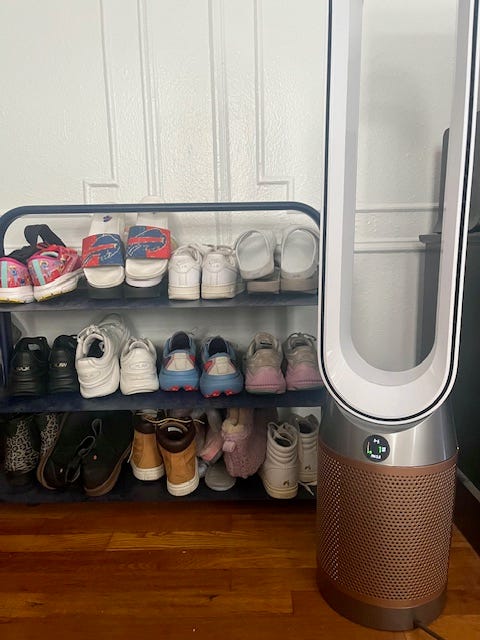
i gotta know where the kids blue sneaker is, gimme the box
[199,336,243,398]
[159,331,200,392]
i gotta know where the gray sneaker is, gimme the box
[244,332,286,394]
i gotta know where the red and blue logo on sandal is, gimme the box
[126,226,171,260]
[81,234,125,267]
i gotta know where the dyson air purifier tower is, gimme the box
[317,0,479,631]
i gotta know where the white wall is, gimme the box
[0,0,458,368]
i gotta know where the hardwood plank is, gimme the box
[0,533,111,552]
[0,614,407,640]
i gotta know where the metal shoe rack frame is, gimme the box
[0,201,326,502]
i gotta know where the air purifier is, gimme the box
[317,0,479,631]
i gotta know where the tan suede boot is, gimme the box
[129,412,165,481]
[156,417,198,496]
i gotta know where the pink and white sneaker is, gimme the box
[244,332,286,394]
[0,252,34,303]
[27,245,83,301]
[282,332,324,390]
[0,224,72,304]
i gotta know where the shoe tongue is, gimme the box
[255,333,274,350]
[290,335,308,349]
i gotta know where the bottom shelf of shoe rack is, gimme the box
[0,389,326,504]
[0,463,317,504]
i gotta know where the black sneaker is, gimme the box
[36,412,95,489]
[80,411,133,497]
[2,414,40,486]
[48,335,79,393]
[9,337,50,396]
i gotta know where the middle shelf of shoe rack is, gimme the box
[0,285,325,413]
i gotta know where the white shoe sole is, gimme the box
[83,267,125,289]
[120,375,159,395]
[168,283,200,300]
[261,474,298,499]
[0,285,34,303]
[130,460,165,481]
[166,460,199,496]
[201,281,245,299]
[280,272,318,293]
[33,270,83,301]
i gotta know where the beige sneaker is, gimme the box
[259,422,298,499]
[291,413,320,484]
[244,332,286,394]
[129,411,165,481]
[156,417,199,496]
[282,332,323,390]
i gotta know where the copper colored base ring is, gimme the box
[317,568,446,631]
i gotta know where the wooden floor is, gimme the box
[0,500,478,640]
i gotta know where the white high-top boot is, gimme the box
[259,422,298,499]
[291,413,320,484]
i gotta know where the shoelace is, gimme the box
[64,418,102,483]
[299,480,317,497]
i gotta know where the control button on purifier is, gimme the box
[364,435,390,462]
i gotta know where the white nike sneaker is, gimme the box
[120,337,159,395]
[168,243,211,300]
[75,313,131,398]
[201,246,245,299]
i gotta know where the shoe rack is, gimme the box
[0,201,325,502]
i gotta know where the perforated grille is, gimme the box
[316,445,456,602]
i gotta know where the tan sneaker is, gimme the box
[129,411,165,481]
[244,332,286,394]
[156,417,199,496]
[282,332,323,390]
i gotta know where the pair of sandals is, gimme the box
[235,226,319,294]
[81,208,171,298]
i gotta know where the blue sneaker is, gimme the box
[199,336,244,398]
[159,331,200,391]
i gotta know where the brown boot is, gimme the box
[156,417,198,496]
[130,411,165,481]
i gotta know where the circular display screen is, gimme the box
[363,435,390,462]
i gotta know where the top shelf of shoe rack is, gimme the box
[0,201,321,311]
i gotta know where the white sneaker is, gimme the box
[235,229,276,280]
[291,413,320,484]
[168,243,211,300]
[120,337,159,395]
[76,313,130,398]
[280,226,319,293]
[259,422,298,499]
[201,246,245,299]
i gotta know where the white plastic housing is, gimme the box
[320,0,480,425]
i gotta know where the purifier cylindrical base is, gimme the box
[317,569,446,632]
[316,400,457,632]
